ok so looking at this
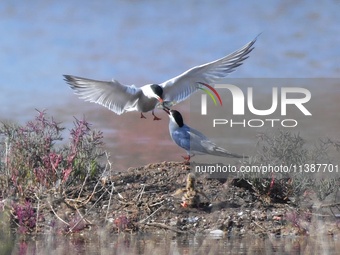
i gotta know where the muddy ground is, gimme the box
[3,161,340,239]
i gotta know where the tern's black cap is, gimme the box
[150,84,163,99]
[170,110,184,127]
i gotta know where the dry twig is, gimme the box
[47,201,69,226]
[139,205,164,224]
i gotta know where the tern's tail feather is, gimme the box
[209,146,247,158]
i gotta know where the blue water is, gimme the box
[1,0,340,169]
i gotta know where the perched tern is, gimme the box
[64,37,257,120]
[164,109,246,161]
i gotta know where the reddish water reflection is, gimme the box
[10,233,340,255]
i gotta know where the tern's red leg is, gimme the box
[181,154,195,162]
[140,113,147,119]
[182,155,191,161]
[152,110,161,121]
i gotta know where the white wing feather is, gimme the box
[64,75,141,115]
[161,37,257,104]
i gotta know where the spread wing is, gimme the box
[64,75,141,115]
[161,36,257,105]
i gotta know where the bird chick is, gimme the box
[174,173,209,208]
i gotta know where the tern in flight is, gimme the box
[64,37,257,120]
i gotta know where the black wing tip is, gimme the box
[255,32,263,39]
[246,32,262,49]
[242,33,262,52]
[63,74,75,83]
[63,74,86,86]
[62,74,81,90]
[250,32,262,43]
[230,34,260,63]
[229,34,259,60]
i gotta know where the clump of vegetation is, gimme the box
[0,110,104,196]
[0,110,105,234]
[239,130,339,204]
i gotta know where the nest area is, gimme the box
[2,161,340,238]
